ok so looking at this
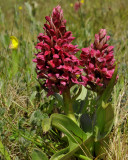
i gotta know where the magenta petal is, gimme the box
[89,63,94,69]
[53,54,59,59]
[60,80,66,86]
[71,77,79,84]
[33,59,37,63]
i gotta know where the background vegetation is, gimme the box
[0,0,128,159]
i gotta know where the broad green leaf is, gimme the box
[80,113,92,133]
[50,114,93,160]
[51,114,91,144]
[50,136,93,160]
[76,86,87,101]
[31,148,48,160]
[0,140,11,160]
[73,87,88,114]
[42,117,51,133]
[94,103,114,141]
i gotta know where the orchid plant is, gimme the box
[33,5,118,160]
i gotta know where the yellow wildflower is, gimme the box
[70,3,73,7]
[80,0,84,4]
[9,36,18,49]
[18,6,22,10]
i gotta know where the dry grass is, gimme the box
[106,84,128,160]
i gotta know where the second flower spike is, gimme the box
[80,29,117,94]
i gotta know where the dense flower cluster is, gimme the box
[33,5,87,96]
[80,29,116,93]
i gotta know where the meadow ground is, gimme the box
[0,0,128,159]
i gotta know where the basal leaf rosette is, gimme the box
[80,29,118,94]
[33,6,87,96]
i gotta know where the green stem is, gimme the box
[62,88,77,123]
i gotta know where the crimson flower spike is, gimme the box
[80,29,118,94]
[33,5,87,96]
